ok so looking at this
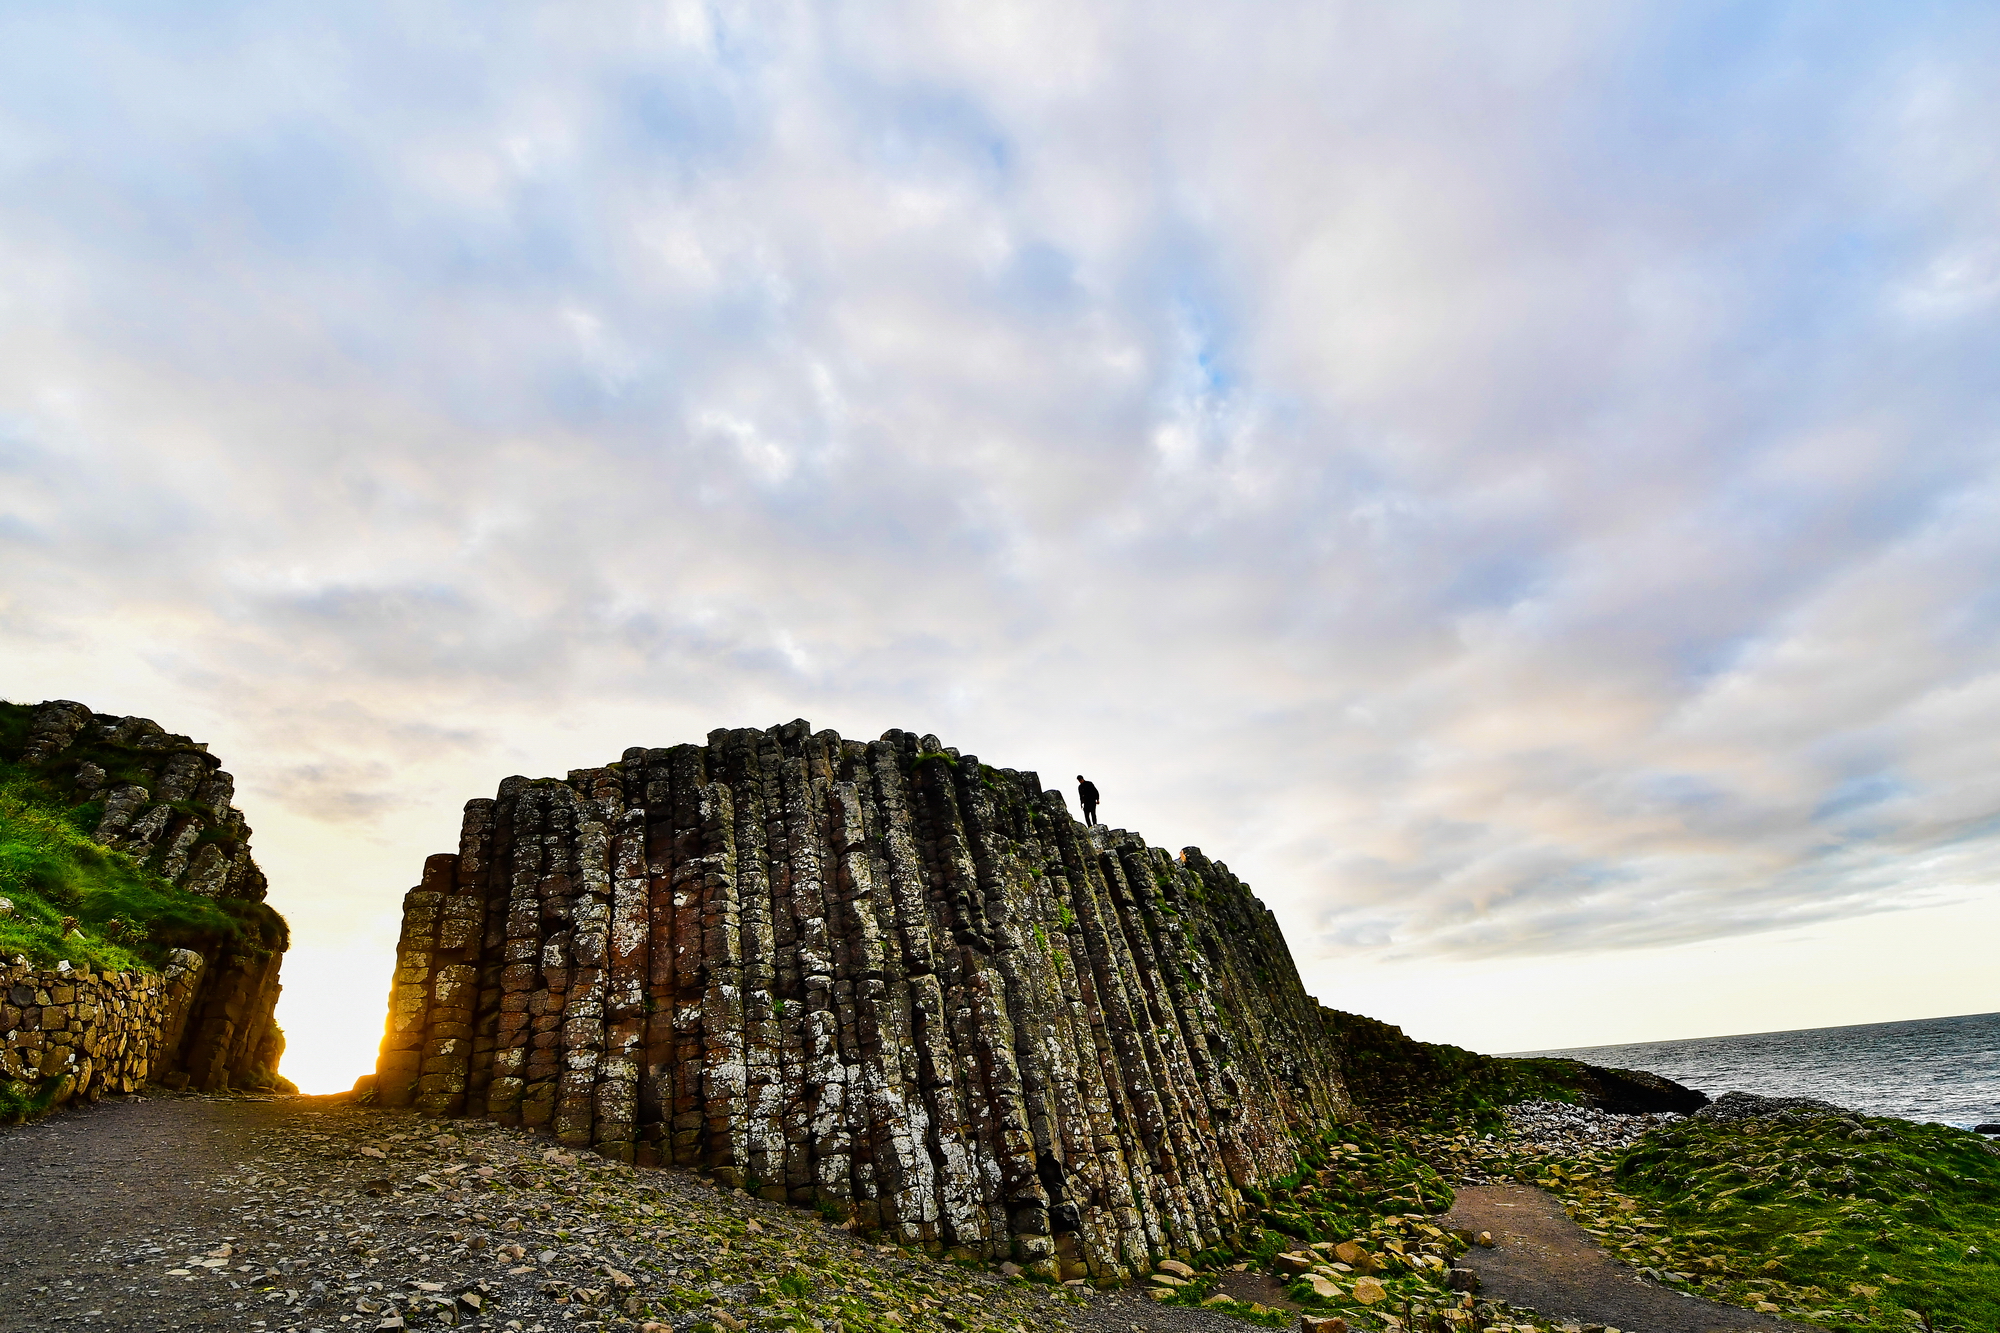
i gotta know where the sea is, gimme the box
[1516,1010,2000,1129]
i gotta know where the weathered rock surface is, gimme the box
[0,950,206,1100]
[376,722,1350,1278]
[2,699,289,1098]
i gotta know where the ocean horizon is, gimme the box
[1514,1009,2000,1128]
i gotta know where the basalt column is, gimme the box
[376,723,1351,1278]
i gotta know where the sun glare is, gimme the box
[272,944,391,1095]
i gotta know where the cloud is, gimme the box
[1,0,1997,1005]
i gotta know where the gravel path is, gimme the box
[0,1093,1258,1333]
[1443,1187,1818,1333]
[0,1095,263,1329]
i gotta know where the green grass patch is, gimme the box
[0,762,279,972]
[0,1075,64,1126]
[1613,1111,2000,1331]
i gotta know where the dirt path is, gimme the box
[1443,1186,1821,1333]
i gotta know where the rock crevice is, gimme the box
[377,722,1350,1277]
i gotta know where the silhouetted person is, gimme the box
[1077,775,1100,826]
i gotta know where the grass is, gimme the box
[1611,1110,2000,1331]
[0,1076,64,1124]
[1401,1102,2000,1332]
[1282,1007,2000,1332]
[0,760,283,973]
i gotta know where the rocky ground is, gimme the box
[0,1091,1277,1333]
[18,1089,1975,1333]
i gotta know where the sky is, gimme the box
[3,2,1997,1094]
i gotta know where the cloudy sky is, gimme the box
[5,2,1997,1091]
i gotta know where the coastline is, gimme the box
[1513,1010,2000,1129]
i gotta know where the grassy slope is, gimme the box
[1615,1110,2000,1331]
[0,701,284,973]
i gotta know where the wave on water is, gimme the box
[1514,1010,2000,1128]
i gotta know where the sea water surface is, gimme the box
[1517,1010,2000,1128]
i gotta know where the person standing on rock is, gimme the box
[1076,775,1100,826]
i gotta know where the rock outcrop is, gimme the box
[375,722,1350,1278]
[1320,1007,1708,1119]
[2,699,290,1094]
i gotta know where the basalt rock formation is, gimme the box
[1,699,290,1094]
[375,722,1350,1278]
[1320,1007,1708,1120]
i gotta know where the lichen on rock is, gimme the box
[375,721,1352,1279]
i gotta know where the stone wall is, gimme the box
[375,721,1350,1279]
[3,699,291,1095]
[0,949,204,1107]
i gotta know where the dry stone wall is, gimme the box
[0,949,208,1105]
[375,722,1350,1279]
[5,699,291,1095]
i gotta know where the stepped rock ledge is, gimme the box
[375,721,1350,1279]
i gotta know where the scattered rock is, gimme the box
[1694,1091,1848,1122]
[1350,1276,1388,1305]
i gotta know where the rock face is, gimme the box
[376,721,1350,1277]
[3,699,290,1094]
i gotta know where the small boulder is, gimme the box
[1351,1277,1388,1306]
[1448,1267,1479,1293]
[1275,1251,1316,1275]
[1300,1317,1348,1333]
[1157,1258,1196,1278]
